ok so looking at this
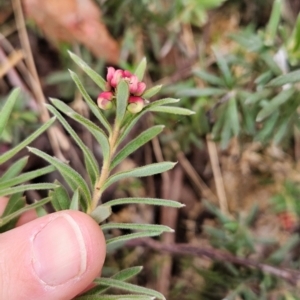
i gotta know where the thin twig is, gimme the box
[151,132,172,296]
[206,134,229,215]
[127,238,300,286]
[167,137,218,202]
[12,0,66,160]
[0,49,23,78]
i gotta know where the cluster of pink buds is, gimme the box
[97,67,146,113]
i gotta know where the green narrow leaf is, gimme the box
[256,88,295,122]
[111,125,164,170]
[116,80,130,126]
[94,277,166,300]
[0,193,25,232]
[112,266,143,282]
[0,156,28,181]
[176,88,226,97]
[90,205,112,223]
[213,49,234,88]
[117,98,180,145]
[273,118,290,144]
[0,183,58,197]
[0,88,20,138]
[66,111,110,163]
[220,118,232,149]
[103,197,184,208]
[134,57,147,81]
[47,102,99,185]
[50,181,71,211]
[256,111,279,142]
[268,235,299,264]
[69,189,80,210]
[147,98,180,108]
[82,266,144,296]
[50,96,110,161]
[254,70,273,86]
[0,197,52,227]
[101,223,174,233]
[0,193,24,217]
[211,109,226,139]
[68,51,106,91]
[261,52,282,76]
[76,295,154,300]
[0,165,55,190]
[28,147,91,205]
[36,206,48,217]
[148,106,195,115]
[245,89,272,105]
[106,231,162,249]
[228,98,240,136]
[267,70,300,87]
[142,85,162,99]
[265,0,281,46]
[69,70,111,133]
[193,69,225,86]
[102,162,176,191]
[0,117,56,165]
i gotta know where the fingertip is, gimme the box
[0,210,106,300]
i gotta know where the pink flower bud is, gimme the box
[110,69,124,88]
[106,67,115,82]
[127,96,144,114]
[128,75,139,94]
[123,70,132,77]
[135,82,146,96]
[97,91,114,110]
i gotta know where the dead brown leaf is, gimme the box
[22,0,120,64]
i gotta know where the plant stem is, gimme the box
[88,125,120,213]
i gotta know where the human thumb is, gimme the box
[0,210,106,300]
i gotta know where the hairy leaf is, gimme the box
[116,80,130,126]
[47,102,99,185]
[102,162,176,191]
[28,147,91,205]
[101,223,173,233]
[0,156,28,181]
[69,189,80,210]
[69,51,106,91]
[0,183,58,197]
[82,266,143,296]
[94,278,165,300]
[142,85,162,99]
[0,197,52,227]
[148,106,195,115]
[103,197,184,208]
[134,57,147,81]
[69,70,111,133]
[90,205,112,223]
[0,117,56,165]
[111,125,164,170]
[0,165,55,190]
[51,181,70,211]
[0,88,20,138]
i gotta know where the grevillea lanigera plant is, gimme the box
[0,53,194,299]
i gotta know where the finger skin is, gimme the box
[0,210,106,300]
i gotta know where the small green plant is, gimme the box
[172,0,300,150]
[196,201,300,299]
[0,53,193,299]
[0,89,57,231]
